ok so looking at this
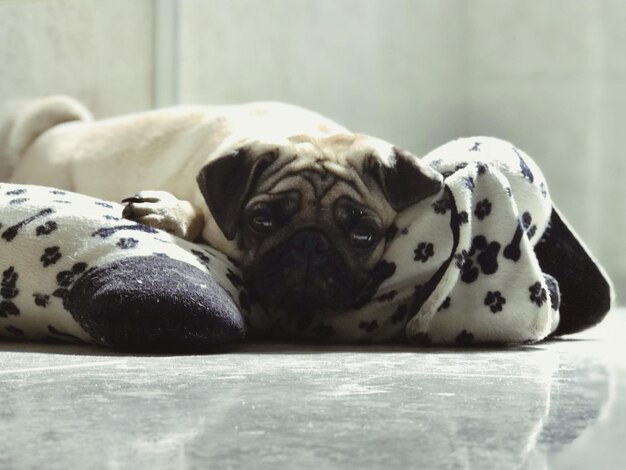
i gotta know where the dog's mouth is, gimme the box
[244,229,363,312]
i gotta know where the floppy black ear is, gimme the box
[367,148,443,211]
[197,148,278,240]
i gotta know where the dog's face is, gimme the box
[196,134,442,312]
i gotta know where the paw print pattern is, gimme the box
[454,250,469,269]
[6,188,26,196]
[484,291,506,313]
[41,246,62,267]
[469,142,481,152]
[529,282,547,307]
[52,263,88,305]
[460,236,501,283]
[455,211,469,225]
[33,293,50,307]
[437,297,451,311]
[117,237,139,249]
[36,221,58,236]
[0,267,20,317]
[191,249,212,269]
[414,242,435,262]
[474,199,492,220]
[432,198,451,215]
[9,198,28,205]
[359,320,379,333]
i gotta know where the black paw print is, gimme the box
[484,291,506,313]
[6,188,26,196]
[191,249,212,269]
[0,266,20,318]
[117,237,139,249]
[474,199,492,220]
[0,301,19,317]
[36,221,58,236]
[33,293,50,307]
[464,176,475,192]
[53,263,89,305]
[1,266,19,299]
[454,250,469,269]
[41,246,62,267]
[359,319,379,333]
[9,198,28,205]
[455,211,469,225]
[50,189,66,195]
[414,242,435,262]
[460,236,501,283]
[477,163,488,175]
[529,282,547,307]
[437,297,451,311]
[455,330,474,346]
[95,201,114,208]
[432,198,451,215]
[469,142,481,152]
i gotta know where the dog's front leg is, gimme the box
[121,190,205,241]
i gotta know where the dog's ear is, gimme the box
[197,147,278,240]
[366,147,443,212]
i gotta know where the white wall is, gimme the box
[0,0,154,117]
[176,0,468,154]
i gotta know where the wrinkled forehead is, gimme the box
[254,136,389,208]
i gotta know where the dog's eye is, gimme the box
[350,224,378,249]
[248,207,275,233]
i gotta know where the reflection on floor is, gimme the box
[1,309,625,469]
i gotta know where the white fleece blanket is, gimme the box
[0,137,612,348]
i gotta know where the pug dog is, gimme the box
[3,95,443,311]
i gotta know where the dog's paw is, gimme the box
[121,190,204,241]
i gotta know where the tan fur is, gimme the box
[4,96,408,262]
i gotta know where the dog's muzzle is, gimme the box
[245,229,358,311]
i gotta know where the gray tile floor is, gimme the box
[1,310,625,470]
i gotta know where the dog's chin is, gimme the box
[244,246,363,313]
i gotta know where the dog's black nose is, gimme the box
[290,230,330,261]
